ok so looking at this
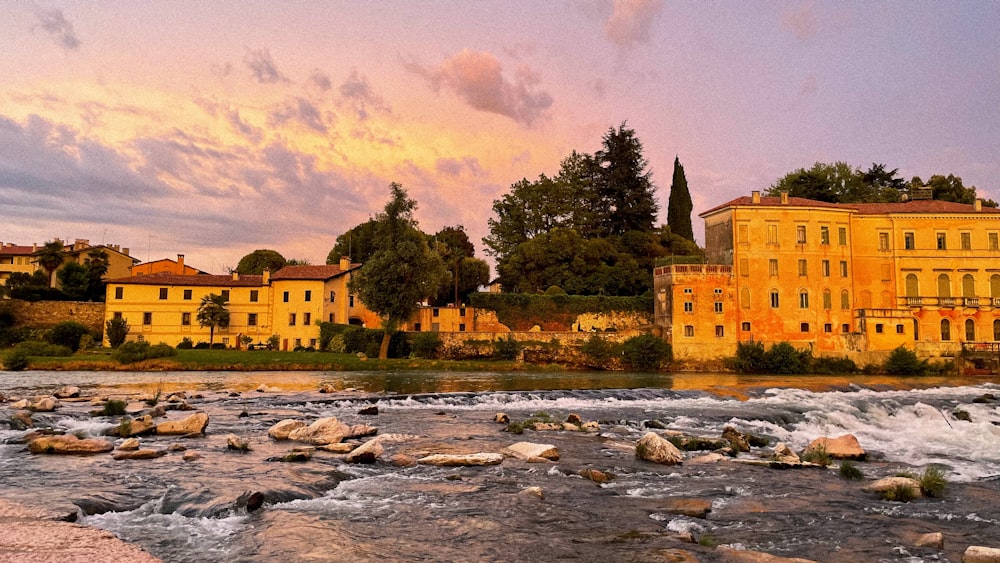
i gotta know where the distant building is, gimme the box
[655,191,1000,361]
[1,238,137,291]
[131,254,207,276]
[0,243,38,287]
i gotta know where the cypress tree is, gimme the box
[667,156,694,242]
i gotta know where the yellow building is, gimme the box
[0,243,37,288]
[61,240,138,281]
[656,191,1000,361]
[131,254,207,276]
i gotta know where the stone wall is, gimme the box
[7,300,105,333]
[436,329,641,362]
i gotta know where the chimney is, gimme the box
[975,199,983,212]
[177,254,185,271]
[780,191,789,205]
[232,272,239,281]
[262,268,271,284]
[339,256,351,270]
[751,190,761,204]
[122,248,129,256]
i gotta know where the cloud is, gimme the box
[244,48,289,84]
[309,69,332,92]
[268,97,330,133]
[783,2,818,40]
[404,50,552,127]
[604,0,662,48]
[339,69,390,120]
[436,156,484,177]
[33,8,81,50]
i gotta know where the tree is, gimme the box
[235,249,286,275]
[35,240,65,288]
[667,156,694,242]
[429,226,489,305]
[83,249,109,301]
[56,262,91,301]
[348,183,448,359]
[327,220,381,265]
[196,293,230,348]
[105,317,130,348]
[595,122,658,236]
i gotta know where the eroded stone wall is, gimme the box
[8,300,105,333]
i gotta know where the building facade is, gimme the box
[130,254,206,276]
[656,191,1000,360]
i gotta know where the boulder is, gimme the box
[688,453,727,464]
[581,421,600,432]
[10,411,33,429]
[578,468,614,483]
[30,397,59,412]
[494,412,509,424]
[661,498,712,519]
[268,419,307,440]
[771,442,801,464]
[565,413,582,424]
[914,532,943,549]
[226,434,251,451]
[53,386,81,399]
[112,449,167,460]
[722,426,750,452]
[964,546,1000,563]
[168,443,187,452]
[417,453,505,467]
[255,384,281,393]
[863,476,922,499]
[347,424,378,439]
[118,438,140,451]
[635,432,684,465]
[357,405,379,416]
[116,415,155,437]
[10,399,30,409]
[345,439,384,463]
[182,451,201,461]
[287,417,352,445]
[155,412,209,436]
[716,546,818,562]
[28,435,113,455]
[317,443,357,453]
[319,383,337,393]
[504,442,559,462]
[390,453,417,467]
[804,434,866,460]
[520,486,544,499]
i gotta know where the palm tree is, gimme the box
[196,293,230,348]
[34,240,65,288]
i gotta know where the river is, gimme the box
[2,370,999,562]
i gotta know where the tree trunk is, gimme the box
[379,331,391,360]
[209,327,215,348]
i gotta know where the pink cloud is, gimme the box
[604,0,663,48]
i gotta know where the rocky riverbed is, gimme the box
[2,373,1000,562]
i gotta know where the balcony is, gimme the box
[940,297,957,308]
[964,297,981,308]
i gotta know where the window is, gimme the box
[115,286,123,299]
[840,261,848,278]
[800,323,810,333]
[740,288,751,309]
[329,291,336,302]
[309,339,317,348]
[767,224,778,245]
[962,274,975,298]
[796,225,807,244]
[159,288,168,300]
[937,232,947,250]
[937,274,951,298]
[283,291,289,303]
[289,313,297,326]
[303,312,311,325]
[961,232,972,250]
[183,289,192,300]
[220,290,229,301]
[905,274,919,297]
[738,224,749,243]
[904,232,915,250]
[294,338,301,348]
[966,319,976,341]
[798,259,807,276]
[143,312,152,325]
[842,323,850,333]
[683,301,693,313]
[248,313,257,326]
[741,322,751,331]
[881,264,892,281]
[770,289,780,308]
[460,308,467,316]
[824,323,832,333]
[329,314,335,323]
[113,311,123,319]
[838,227,848,246]
[739,258,749,277]
[799,289,809,309]
[820,226,830,245]
[349,295,355,307]
[991,232,999,251]
[769,259,778,277]
[995,319,1000,341]
[823,289,832,309]
[433,308,440,317]
[841,290,850,310]
[413,322,420,331]
[878,232,890,251]
[941,319,951,341]
[459,323,466,331]
[304,290,312,302]
[822,260,830,277]
[714,302,723,313]
[875,324,884,333]
[181,312,191,326]
[683,287,693,294]
[992,274,1000,298]
[715,325,724,338]
[250,290,258,303]
[683,325,695,337]
[896,324,904,334]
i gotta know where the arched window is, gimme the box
[740,287,750,309]
[962,274,976,298]
[799,289,809,309]
[860,290,872,309]
[965,319,976,341]
[881,290,893,308]
[994,319,1000,341]
[769,289,779,308]
[941,319,951,341]
[905,274,919,297]
[841,289,850,310]
[938,274,951,298]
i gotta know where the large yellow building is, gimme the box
[656,191,1000,361]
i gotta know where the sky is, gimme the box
[2,1,999,274]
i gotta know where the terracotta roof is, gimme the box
[0,245,34,256]
[700,195,999,217]
[270,264,359,281]
[106,273,265,286]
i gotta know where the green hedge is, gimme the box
[469,293,652,331]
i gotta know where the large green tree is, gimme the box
[56,262,91,301]
[83,249,109,301]
[349,183,448,359]
[429,226,489,305]
[35,240,65,288]
[327,219,381,265]
[197,293,230,347]
[235,249,286,275]
[666,156,694,242]
[595,122,658,236]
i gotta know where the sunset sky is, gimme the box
[2,1,998,274]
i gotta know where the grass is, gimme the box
[801,445,832,467]
[919,465,948,498]
[117,418,132,437]
[6,348,556,372]
[98,399,128,417]
[880,481,918,502]
[838,460,864,480]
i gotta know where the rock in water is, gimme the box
[118,438,140,451]
[504,442,560,461]
[494,412,509,424]
[345,439,384,463]
[286,417,352,445]
[357,405,378,416]
[268,419,307,440]
[964,546,1000,563]
[863,476,922,499]
[417,453,504,467]
[155,412,209,435]
[53,386,81,399]
[771,442,801,464]
[28,435,113,455]
[804,434,866,460]
[635,432,684,465]
[226,434,251,451]
[914,532,943,549]
[722,426,750,452]
[31,397,59,412]
[112,449,167,460]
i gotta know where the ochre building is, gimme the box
[655,191,1000,361]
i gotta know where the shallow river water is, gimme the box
[2,370,1000,562]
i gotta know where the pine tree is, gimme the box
[596,123,658,236]
[667,156,694,242]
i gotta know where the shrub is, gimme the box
[410,332,443,359]
[147,343,177,359]
[98,399,128,416]
[839,460,864,480]
[267,335,280,350]
[811,355,858,375]
[210,343,227,350]
[194,341,210,350]
[176,337,194,350]
[883,346,929,376]
[3,350,29,371]
[728,340,766,373]
[764,342,810,374]
[0,327,30,348]
[581,334,617,364]
[14,341,73,357]
[78,333,96,351]
[544,285,567,296]
[919,465,948,498]
[493,335,521,361]
[47,321,91,352]
[105,317,130,348]
[801,445,832,467]
[114,341,150,363]
[621,333,671,371]
[880,481,918,503]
